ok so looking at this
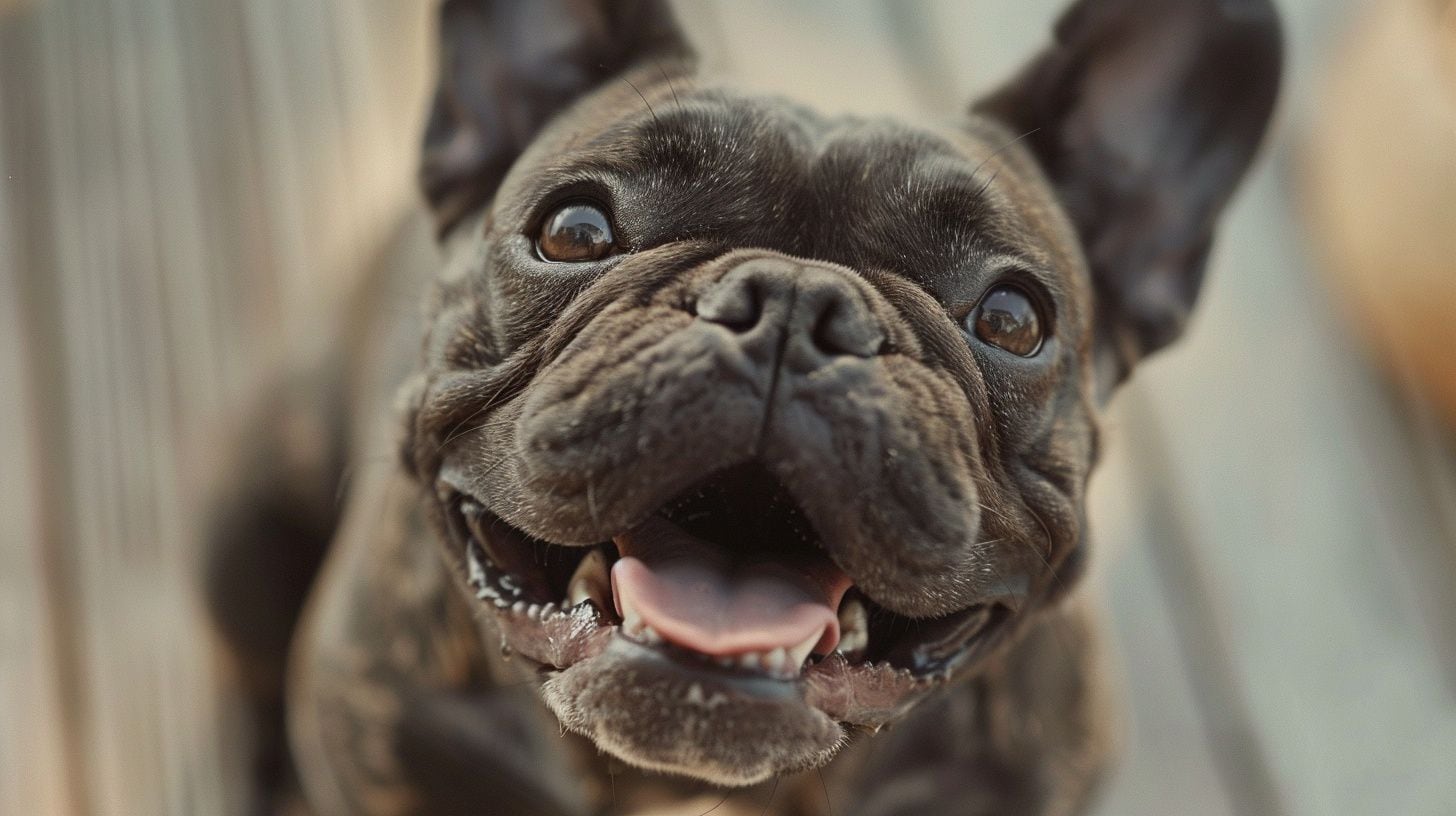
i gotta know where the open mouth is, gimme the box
[439,463,1011,724]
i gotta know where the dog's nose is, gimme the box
[697,258,883,370]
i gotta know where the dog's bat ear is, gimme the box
[420,0,691,235]
[976,0,1282,395]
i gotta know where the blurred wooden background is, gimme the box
[3,1,1453,815]
[1,2,433,812]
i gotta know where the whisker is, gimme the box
[759,776,781,816]
[980,558,1023,616]
[658,60,682,112]
[467,446,526,485]
[973,168,1002,201]
[440,412,514,450]
[1024,505,1068,594]
[976,500,1066,596]
[967,126,1040,198]
[436,402,496,453]
[817,767,836,816]
[694,792,730,816]
[623,76,659,126]
[434,367,532,454]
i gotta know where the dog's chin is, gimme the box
[542,637,843,785]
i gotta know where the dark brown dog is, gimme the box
[207,1,1281,813]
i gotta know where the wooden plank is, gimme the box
[0,21,81,813]
[2,0,430,811]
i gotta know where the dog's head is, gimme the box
[401,0,1280,786]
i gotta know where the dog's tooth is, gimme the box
[511,601,527,615]
[466,545,486,589]
[641,625,662,645]
[539,602,558,619]
[714,655,736,669]
[621,605,643,636]
[526,603,541,619]
[764,647,789,677]
[566,549,611,609]
[739,652,761,670]
[787,630,821,672]
[566,583,591,608]
[837,598,868,657]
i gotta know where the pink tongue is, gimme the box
[610,517,846,657]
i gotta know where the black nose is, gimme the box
[696,257,884,371]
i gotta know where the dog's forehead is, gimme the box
[489,81,1089,317]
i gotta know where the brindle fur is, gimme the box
[206,1,1281,813]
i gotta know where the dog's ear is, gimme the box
[977,0,1282,395]
[421,0,690,235]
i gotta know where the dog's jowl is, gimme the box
[207,1,1282,813]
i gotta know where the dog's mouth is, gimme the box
[439,462,1011,726]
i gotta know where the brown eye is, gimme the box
[536,201,615,262]
[971,285,1044,356]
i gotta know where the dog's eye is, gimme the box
[970,285,1044,356]
[537,201,615,262]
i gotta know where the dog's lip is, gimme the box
[467,535,943,725]
[447,490,1016,724]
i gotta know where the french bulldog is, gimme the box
[206,1,1282,813]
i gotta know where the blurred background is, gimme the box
[2,0,1453,814]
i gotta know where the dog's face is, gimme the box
[402,0,1280,786]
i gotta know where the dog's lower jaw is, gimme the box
[282,463,1112,815]
[541,638,846,786]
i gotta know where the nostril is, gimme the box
[810,297,882,359]
[697,277,763,333]
[811,303,846,356]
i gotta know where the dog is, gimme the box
[205,1,1282,813]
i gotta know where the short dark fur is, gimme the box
[207,1,1281,813]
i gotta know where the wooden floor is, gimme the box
[3,1,1452,814]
